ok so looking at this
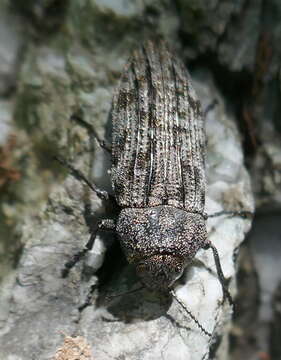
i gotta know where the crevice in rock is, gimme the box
[188,51,256,159]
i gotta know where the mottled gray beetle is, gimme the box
[58,40,251,331]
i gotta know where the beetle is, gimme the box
[56,40,252,335]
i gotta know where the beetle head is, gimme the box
[136,254,185,291]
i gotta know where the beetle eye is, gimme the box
[176,266,182,273]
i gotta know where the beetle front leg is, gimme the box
[55,155,113,202]
[203,99,218,118]
[62,218,116,278]
[71,112,112,154]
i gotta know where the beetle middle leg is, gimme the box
[208,210,253,219]
[55,155,114,202]
[62,219,116,278]
[202,241,233,306]
[204,210,253,305]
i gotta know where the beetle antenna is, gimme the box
[171,290,212,337]
[105,285,145,301]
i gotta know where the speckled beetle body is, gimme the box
[60,40,236,302]
[111,41,209,291]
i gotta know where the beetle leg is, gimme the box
[203,99,218,118]
[208,210,253,219]
[62,218,116,278]
[203,241,233,306]
[55,155,114,202]
[71,112,112,154]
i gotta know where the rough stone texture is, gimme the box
[250,0,281,208]
[230,211,281,360]
[230,244,259,360]
[250,58,281,209]
[12,0,69,34]
[176,0,261,71]
[248,212,281,358]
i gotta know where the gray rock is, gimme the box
[229,244,259,360]
[249,212,281,356]
[218,0,262,72]
[11,0,69,35]
[249,0,281,209]
[176,0,261,70]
